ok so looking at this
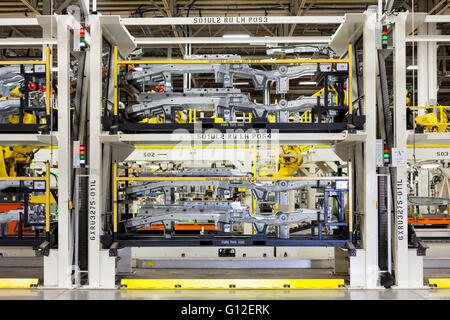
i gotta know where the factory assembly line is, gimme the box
[102,47,365,133]
[104,166,353,251]
[0,1,449,299]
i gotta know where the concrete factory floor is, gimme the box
[0,267,449,299]
[0,267,43,282]
[121,268,346,279]
[0,288,450,300]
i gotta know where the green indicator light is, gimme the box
[382,35,388,40]
[384,154,389,158]
[80,38,85,42]
[80,155,85,159]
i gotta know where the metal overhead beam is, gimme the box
[55,0,72,14]
[149,0,167,16]
[275,0,291,15]
[121,16,345,25]
[191,24,207,37]
[260,23,276,36]
[238,24,254,36]
[330,13,365,56]
[428,0,447,14]
[425,14,450,23]
[406,35,450,42]
[20,0,41,15]
[100,15,136,57]
[0,38,57,46]
[0,18,39,25]
[288,0,307,37]
[161,0,185,56]
[78,0,90,16]
[9,26,26,37]
[437,2,450,15]
[192,25,227,54]
[402,1,412,11]
[102,132,366,146]
[134,36,331,45]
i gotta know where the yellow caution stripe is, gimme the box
[120,278,345,290]
[429,278,450,288]
[0,278,39,289]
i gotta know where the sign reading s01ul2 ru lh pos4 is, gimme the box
[192,16,269,24]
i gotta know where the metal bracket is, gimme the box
[345,241,357,256]
[416,240,428,257]
[38,240,50,257]
[109,241,119,256]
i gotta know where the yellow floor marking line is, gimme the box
[0,278,39,289]
[120,278,345,290]
[429,278,450,288]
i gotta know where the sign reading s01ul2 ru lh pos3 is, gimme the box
[192,16,269,24]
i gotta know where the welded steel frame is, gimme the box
[0,16,77,289]
[0,46,54,133]
[107,162,353,252]
[104,45,360,134]
[398,13,450,288]
[0,163,53,249]
[89,13,377,289]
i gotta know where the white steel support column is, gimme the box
[88,14,103,288]
[393,12,409,288]
[56,16,74,288]
[417,23,428,112]
[418,21,438,108]
[79,0,90,16]
[362,11,379,289]
[428,23,437,103]
[88,14,115,288]
[42,20,57,287]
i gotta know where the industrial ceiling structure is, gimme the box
[1,0,449,102]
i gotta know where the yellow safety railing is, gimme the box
[0,46,51,118]
[114,46,118,117]
[0,162,51,233]
[299,110,312,123]
[112,161,353,239]
[113,44,353,119]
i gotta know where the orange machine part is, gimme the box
[140,223,216,231]
[409,217,450,225]
[7,222,37,235]
[0,203,23,212]
[0,203,39,236]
